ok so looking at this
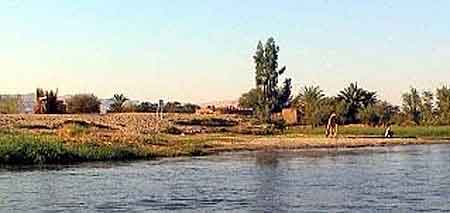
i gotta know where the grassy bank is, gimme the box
[0,131,154,165]
[0,130,220,165]
[1,124,450,165]
[289,126,450,138]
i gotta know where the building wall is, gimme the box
[282,108,299,125]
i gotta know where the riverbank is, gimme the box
[1,129,450,165]
[1,113,450,165]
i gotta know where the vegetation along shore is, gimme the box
[1,37,450,165]
[1,114,450,165]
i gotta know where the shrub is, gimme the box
[66,94,100,114]
[0,96,22,114]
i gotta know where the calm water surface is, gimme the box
[1,144,450,212]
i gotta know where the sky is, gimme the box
[1,0,450,104]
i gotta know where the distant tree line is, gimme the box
[239,37,450,127]
[31,89,199,114]
[117,99,200,114]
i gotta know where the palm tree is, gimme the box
[295,86,325,127]
[338,82,377,123]
[110,94,129,113]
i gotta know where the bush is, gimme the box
[0,96,22,114]
[66,94,100,114]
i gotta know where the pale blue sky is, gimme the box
[1,0,449,104]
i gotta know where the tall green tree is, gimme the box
[110,94,129,113]
[338,82,377,124]
[421,90,435,125]
[252,37,290,121]
[294,86,324,127]
[436,86,450,125]
[402,87,422,125]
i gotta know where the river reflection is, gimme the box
[0,144,450,212]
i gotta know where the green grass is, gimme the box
[289,126,450,138]
[0,131,153,165]
[0,130,219,165]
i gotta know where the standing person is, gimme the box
[326,113,338,138]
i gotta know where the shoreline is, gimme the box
[2,130,450,166]
[200,137,450,155]
[1,113,450,165]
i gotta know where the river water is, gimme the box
[0,144,449,212]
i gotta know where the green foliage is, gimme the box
[66,94,100,114]
[358,101,400,126]
[0,131,151,165]
[359,105,381,126]
[109,94,129,113]
[377,101,400,126]
[402,87,422,125]
[314,97,347,126]
[294,86,325,127]
[338,82,377,124]
[276,78,293,111]
[239,88,263,109]
[252,37,291,121]
[436,86,450,125]
[240,37,292,121]
[116,100,199,113]
[0,134,76,164]
[420,90,435,125]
